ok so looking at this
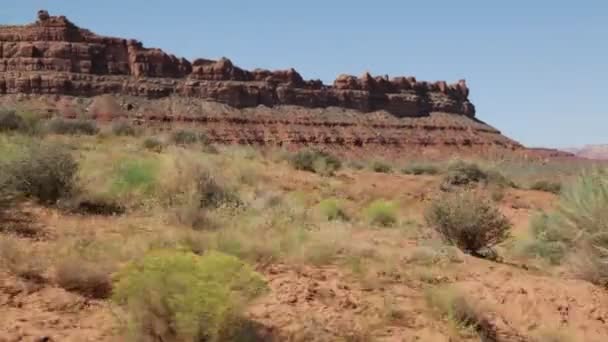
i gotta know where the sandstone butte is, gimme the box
[0,10,571,158]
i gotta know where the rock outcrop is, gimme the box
[0,10,475,118]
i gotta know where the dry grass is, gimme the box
[55,257,113,299]
[0,236,47,282]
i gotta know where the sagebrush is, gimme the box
[426,191,511,257]
[112,250,266,342]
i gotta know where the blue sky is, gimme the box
[3,1,607,148]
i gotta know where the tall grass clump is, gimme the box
[6,143,78,204]
[45,117,99,135]
[289,149,342,176]
[110,158,159,199]
[371,160,392,173]
[552,169,608,285]
[401,162,440,175]
[426,191,511,258]
[111,120,137,136]
[112,250,266,342]
[425,286,481,331]
[514,213,571,264]
[529,180,562,194]
[316,198,348,221]
[365,199,398,227]
[159,157,241,229]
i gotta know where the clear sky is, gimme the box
[3,1,607,148]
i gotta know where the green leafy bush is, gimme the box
[289,149,342,176]
[365,200,398,227]
[530,180,562,194]
[316,198,348,221]
[112,250,266,342]
[46,118,99,135]
[425,191,511,257]
[371,161,392,173]
[401,163,440,175]
[7,143,78,204]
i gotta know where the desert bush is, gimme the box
[441,160,487,189]
[160,158,241,229]
[425,286,481,330]
[55,257,112,299]
[401,163,440,175]
[171,129,208,146]
[365,200,398,227]
[45,117,99,135]
[111,121,136,136]
[7,143,78,204]
[316,198,348,221]
[0,109,25,132]
[289,149,342,176]
[425,191,511,257]
[515,213,571,264]
[555,169,608,285]
[112,250,266,342]
[530,180,562,194]
[142,137,164,152]
[371,161,392,173]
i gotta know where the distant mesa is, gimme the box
[0,10,475,118]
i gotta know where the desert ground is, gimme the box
[1,106,608,342]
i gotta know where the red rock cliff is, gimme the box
[0,10,475,118]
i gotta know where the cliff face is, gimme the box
[0,11,475,118]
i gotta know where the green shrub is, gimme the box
[46,118,99,135]
[7,143,78,204]
[530,180,562,194]
[554,169,608,285]
[371,161,392,173]
[142,137,164,152]
[112,250,266,342]
[516,213,571,264]
[365,200,398,227]
[401,163,440,175]
[111,159,159,197]
[317,198,348,221]
[425,191,511,257]
[289,149,342,176]
[111,121,136,136]
[171,129,208,146]
[0,109,24,132]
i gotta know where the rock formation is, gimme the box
[0,10,475,118]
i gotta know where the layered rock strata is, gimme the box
[1,10,475,118]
